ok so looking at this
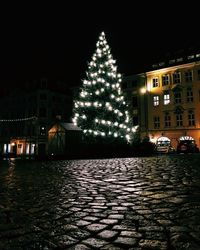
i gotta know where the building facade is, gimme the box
[122,50,200,149]
[0,79,73,157]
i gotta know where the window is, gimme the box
[198,69,200,80]
[164,93,170,105]
[174,92,182,104]
[188,111,195,126]
[162,75,169,86]
[176,114,183,126]
[188,55,195,60]
[40,125,46,136]
[185,71,193,82]
[164,113,171,127]
[187,88,193,102]
[154,116,160,129]
[153,96,159,106]
[173,72,181,84]
[152,77,159,88]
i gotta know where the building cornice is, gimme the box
[146,60,200,76]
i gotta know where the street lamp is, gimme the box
[140,87,147,94]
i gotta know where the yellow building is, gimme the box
[143,58,200,149]
[122,50,200,150]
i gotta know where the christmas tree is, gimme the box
[72,31,135,144]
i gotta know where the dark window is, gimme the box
[164,113,171,127]
[152,78,159,88]
[173,72,181,84]
[187,88,193,102]
[185,71,193,82]
[174,92,181,104]
[154,116,160,129]
[176,114,183,126]
[188,111,195,126]
[162,75,169,86]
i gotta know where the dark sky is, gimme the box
[1,4,200,88]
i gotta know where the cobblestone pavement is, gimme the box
[0,155,200,249]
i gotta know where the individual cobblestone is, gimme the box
[0,155,200,249]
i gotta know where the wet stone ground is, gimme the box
[0,155,200,249]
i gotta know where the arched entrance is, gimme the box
[179,136,194,141]
[177,136,199,153]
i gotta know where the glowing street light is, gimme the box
[140,87,147,94]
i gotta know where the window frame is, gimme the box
[152,77,159,88]
[153,95,159,106]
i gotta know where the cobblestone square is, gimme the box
[0,155,200,249]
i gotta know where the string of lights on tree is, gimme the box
[0,116,37,122]
[72,31,137,143]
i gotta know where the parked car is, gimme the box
[177,140,199,153]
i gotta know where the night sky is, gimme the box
[1,4,200,88]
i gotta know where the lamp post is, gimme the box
[139,86,148,139]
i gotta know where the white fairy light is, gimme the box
[114,132,118,137]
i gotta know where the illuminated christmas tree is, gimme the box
[72,31,136,144]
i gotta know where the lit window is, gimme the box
[169,59,175,64]
[187,88,193,102]
[173,72,181,84]
[40,125,46,136]
[152,78,159,88]
[153,96,159,106]
[154,116,160,129]
[185,71,193,82]
[164,93,170,105]
[188,55,195,60]
[188,111,195,126]
[162,75,169,86]
[177,58,183,62]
